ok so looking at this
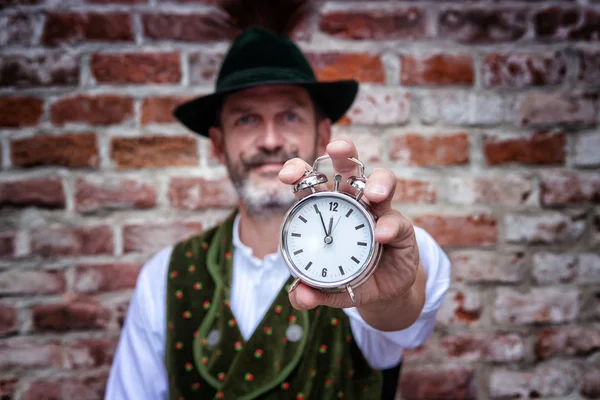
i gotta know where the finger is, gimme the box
[278,158,328,201]
[374,209,416,248]
[363,168,397,217]
[289,282,355,310]
[326,139,360,175]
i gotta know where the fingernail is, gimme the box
[331,139,351,150]
[294,291,306,308]
[367,183,387,196]
[279,165,294,176]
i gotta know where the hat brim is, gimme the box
[173,79,359,137]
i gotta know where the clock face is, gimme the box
[281,193,375,287]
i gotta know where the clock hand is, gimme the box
[331,216,342,236]
[327,217,333,236]
[314,204,328,237]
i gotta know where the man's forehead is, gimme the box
[222,85,312,109]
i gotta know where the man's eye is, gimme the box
[238,115,257,125]
[283,112,299,122]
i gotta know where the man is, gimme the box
[105,7,451,400]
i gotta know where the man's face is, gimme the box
[209,85,331,216]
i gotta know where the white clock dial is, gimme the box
[282,193,375,286]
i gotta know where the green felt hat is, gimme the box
[173,27,359,137]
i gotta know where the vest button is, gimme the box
[285,324,303,342]
[207,329,220,347]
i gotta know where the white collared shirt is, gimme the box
[104,216,451,400]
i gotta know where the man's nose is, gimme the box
[258,121,285,151]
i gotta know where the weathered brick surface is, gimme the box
[50,94,133,126]
[0,270,65,296]
[340,88,410,126]
[169,178,238,209]
[0,97,43,128]
[0,233,15,258]
[73,263,142,293]
[392,178,436,204]
[142,13,233,42]
[446,175,533,205]
[30,225,114,257]
[0,177,65,209]
[11,134,99,168]
[75,176,156,213]
[440,332,524,362]
[573,132,600,167]
[390,133,469,166]
[319,8,427,40]
[308,53,385,83]
[62,339,118,369]
[401,54,473,86]
[437,288,484,327]
[0,305,17,335]
[32,297,111,332]
[0,340,61,370]
[518,92,598,127]
[141,96,192,125]
[91,53,181,84]
[505,211,586,244]
[540,170,600,205]
[534,7,600,41]
[123,221,203,253]
[483,132,565,165]
[494,287,579,325]
[533,252,600,284]
[110,136,198,169]
[400,365,475,400]
[188,53,223,84]
[490,364,577,399]
[420,91,507,126]
[0,377,17,400]
[0,54,79,88]
[582,367,600,399]
[42,12,134,46]
[4,13,36,46]
[438,8,527,43]
[451,251,524,284]
[535,327,600,359]
[412,213,497,246]
[482,53,566,88]
[23,374,108,400]
[579,50,600,84]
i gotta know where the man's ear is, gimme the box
[208,127,226,164]
[316,118,332,155]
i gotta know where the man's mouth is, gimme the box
[253,162,285,172]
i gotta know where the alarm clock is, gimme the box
[279,155,382,306]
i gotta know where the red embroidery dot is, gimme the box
[201,357,208,365]
[202,300,211,309]
[245,373,254,381]
[281,382,290,390]
[224,299,230,307]
[225,252,232,259]
[178,396,184,400]
[183,311,191,319]
[192,382,200,390]
[193,282,202,290]
[345,335,351,343]
[175,342,183,350]
[168,322,174,330]
[282,337,288,343]
[170,271,178,278]
[199,339,206,346]
[193,330,199,337]
[331,318,339,326]
[337,391,344,398]
[175,290,183,299]
[234,341,243,351]
[326,378,333,386]
[264,326,272,335]
[274,305,282,314]
[217,392,224,399]
[202,242,208,249]
[218,372,225,381]
[348,370,354,377]
[319,344,327,353]
[308,369,315,377]
[185,362,192,371]
[228,319,236,327]
[188,265,196,273]
[186,251,192,257]
[289,315,296,323]
[254,349,263,358]
[296,393,304,400]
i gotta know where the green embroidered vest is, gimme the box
[165,213,383,400]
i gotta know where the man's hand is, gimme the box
[278,139,426,331]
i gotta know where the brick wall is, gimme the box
[1,0,599,399]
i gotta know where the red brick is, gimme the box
[5,13,35,46]
[91,52,181,84]
[437,288,484,327]
[505,211,586,244]
[574,132,600,167]
[331,130,381,163]
[412,213,497,247]
[11,133,99,168]
[42,12,133,46]
[540,170,600,205]
[24,374,108,400]
[450,250,524,284]
[116,300,129,328]
[483,132,565,165]
[88,0,146,3]
[142,13,232,42]
[339,88,410,126]
[51,94,133,126]
[0,233,15,258]
[75,176,156,213]
[535,327,600,359]
[400,365,474,400]
[582,367,600,398]
[441,332,524,363]
[141,96,192,125]
[73,263,142,293]
[534,7,600,41]
[420,91,507,126]
[0,177,65,209]
[402,340,438,363]
[32,297,111,332]
[0,53,79,88]
[447,175,533,205]
[518,92,598,127]
[0,97,43,128]
[307,53,385,83]
[0,305,17,335]
[401,54,473,85]
[390,133,469,166]
[438,8,527,42]
[0,377,17,400]
[494,287,579,325]
[391,178,436,204]
[483,53,566,88]
[188,53,223,84]
[579,50,600,84]
[62,339,118,369]
[319,8,426,40]
[30,225,114,257]
[111,136,198,169]
[169,178,238,210]
[0,340,60,369]
[490,364,577,399]
[0,269,65,296]
[123,221,203,253]
[533,253,600,285]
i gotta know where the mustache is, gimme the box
[241,150,299,169]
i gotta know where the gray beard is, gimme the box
[232,173,297,217]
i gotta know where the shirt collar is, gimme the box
[232,213,281,267]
